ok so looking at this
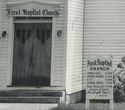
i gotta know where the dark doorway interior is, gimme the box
[12,23,52,86]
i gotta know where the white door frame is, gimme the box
[7,16,56,87]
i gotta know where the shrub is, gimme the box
[113,56,125,102]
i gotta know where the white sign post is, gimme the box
[86,57,113,110]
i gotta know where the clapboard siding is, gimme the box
[51,2,65,86]
[66,0,84,94]
[0,0,66,87]
[0,0,9,87]
[83,0,125,88]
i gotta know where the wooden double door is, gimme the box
[12,23,52,86]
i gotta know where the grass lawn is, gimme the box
[52,103,125,110]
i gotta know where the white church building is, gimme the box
[0,0,125,104]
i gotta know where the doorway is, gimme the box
[12,22,52,86]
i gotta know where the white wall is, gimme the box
[51,1,66,86]
[66,0,84,94]
[0,0,9,87]
[83,0,125,88]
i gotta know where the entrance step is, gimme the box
[0,104,58,110]
[0,90,65,103]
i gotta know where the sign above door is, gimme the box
[6,1,60,17]
[7,8,59,16]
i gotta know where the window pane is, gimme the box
[41,30,45,44]
[27,29,31,40]
[22,29,25,44]
[46,30,51,40]
[16,29,21,40]
[36,29,40,40]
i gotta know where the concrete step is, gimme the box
[0,103,58,110]
[0,97,60,103]
[0,90,62,97]
[0,90,64,103]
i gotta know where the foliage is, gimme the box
[113,56,125,102]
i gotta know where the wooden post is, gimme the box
[86,99,90,110]
[110,99,114,110]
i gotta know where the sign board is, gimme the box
[86,57,113,110]
[6,8,59,17]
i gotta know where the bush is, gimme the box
[113,81,124,102]
[113,56,125,102]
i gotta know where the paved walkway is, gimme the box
[0,104,58,110]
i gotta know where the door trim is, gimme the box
[14,21,52,23]
[7,17,55,87]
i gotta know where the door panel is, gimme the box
[12,23,52,86]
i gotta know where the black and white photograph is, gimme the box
[0,0,125,110]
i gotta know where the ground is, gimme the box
[0,104,58,110]
[0,103,125,110]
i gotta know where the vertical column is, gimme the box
[86,99,90,110]
[110,99,114,110]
